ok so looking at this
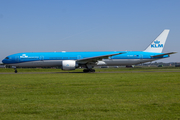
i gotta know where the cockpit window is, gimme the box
[5,57,9,59]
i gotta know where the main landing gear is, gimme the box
[83,69,95,73]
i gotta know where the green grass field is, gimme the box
[0,67,180,119]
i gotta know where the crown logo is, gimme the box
[154,40,160,44]
[20,54,28,58]
[66,64,69,67]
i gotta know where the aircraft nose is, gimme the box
[2,59,6,64]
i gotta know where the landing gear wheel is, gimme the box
[90,69,95,72]
[83,69,89,73]
[83,69,95,73]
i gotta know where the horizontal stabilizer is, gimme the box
[151,52,177,58]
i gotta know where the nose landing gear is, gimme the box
[14,68,18,73]
[12,66,18,73]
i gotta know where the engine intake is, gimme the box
[62,60,77,70]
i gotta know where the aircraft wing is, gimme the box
[151,52,177,58]
[77,52,126,64]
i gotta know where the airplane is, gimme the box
[2,29,176,73]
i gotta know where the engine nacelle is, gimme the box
[62,60,77,70]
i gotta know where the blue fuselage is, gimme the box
[2,51,169,67]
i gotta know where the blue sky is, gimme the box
[0,0,180,63]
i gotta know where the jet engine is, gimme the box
[62,60,78,70]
